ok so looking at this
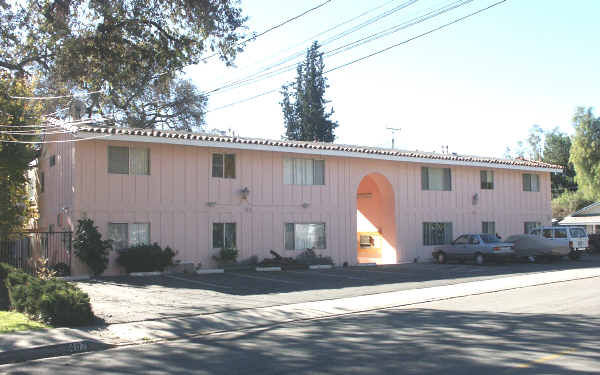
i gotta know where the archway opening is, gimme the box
[356,173,397,264]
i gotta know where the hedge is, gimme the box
[0,263,94,326]
[116,243,176,273]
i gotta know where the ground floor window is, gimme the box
[524,221,541,234]
[213,223,236,249]
[284,223,326,250]
[423,222,453,245]
[108,222,150,250]
[482,221,495,235]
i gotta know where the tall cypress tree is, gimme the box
[281,42,338,142]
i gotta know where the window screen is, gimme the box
[422,167,451,191]
[524,221,541,234]
[482,221,495,235]
[213,223,236,248]
[108,223,128,250]
[480,170,494,189]
[284,223,326,250]
[523,174,540,192]
[108,146,129,174]
[212,153,235,179]
[130,148,150,175]
[130,223,150,246]
[283,158,325,185]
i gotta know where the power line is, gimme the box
[206,0,508,113]
[203,0,470,96]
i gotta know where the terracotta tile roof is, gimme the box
[76,125,563,171]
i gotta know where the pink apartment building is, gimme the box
[38,125,561,276]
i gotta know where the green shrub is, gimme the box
[73,218,112,276]
[0,263,94,326]
[116,243,177,273]
[212,247,239,267]
[51,262,71,277]
[295,248,334,265]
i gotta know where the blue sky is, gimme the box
[185,0,600,158]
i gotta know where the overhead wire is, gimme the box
[207,0,508,113]
[203,0,470,95]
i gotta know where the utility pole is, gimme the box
[386,127,401,149]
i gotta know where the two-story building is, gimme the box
[38,125,561,276]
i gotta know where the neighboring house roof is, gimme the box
[75,125,563,172]
[560,202,600,226]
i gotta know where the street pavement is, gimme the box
[3,275,599,374]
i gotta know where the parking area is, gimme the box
[77,254,600,325]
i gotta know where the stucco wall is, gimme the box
[52,139,552,276]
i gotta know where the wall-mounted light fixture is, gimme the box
[301,202,310,208]
[472,193,479,205]
[240,187,250,200]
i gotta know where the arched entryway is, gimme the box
[356,173,397,264]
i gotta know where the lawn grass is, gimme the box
[0,311,48,333]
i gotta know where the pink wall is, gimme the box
[39,138,553,275]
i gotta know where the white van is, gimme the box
[530,226,589,259]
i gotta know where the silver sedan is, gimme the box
[432,234,515,265]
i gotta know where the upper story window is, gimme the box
[421,167,451,191]
[522,174,540,192]
[108,146,150,175]
[480,170,494,189]
[212,153,235,179]
[283,158,325,185]
[49,155,56,167]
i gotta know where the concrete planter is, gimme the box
[308,264,333,270]
[255,266,282,272]
[196,269,224,274]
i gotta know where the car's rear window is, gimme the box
[569,228,587,238]
[480,234,501,243]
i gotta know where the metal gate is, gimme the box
[0,232,72,275]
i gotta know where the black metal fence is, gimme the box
[0,232,72,275]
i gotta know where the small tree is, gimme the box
[73,218,112,276]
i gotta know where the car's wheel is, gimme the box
[568,251,580,260]
[437,251,447,264]
[475,253,485,265]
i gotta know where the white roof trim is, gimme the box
[77,133,562,173]
[570,202,600,217]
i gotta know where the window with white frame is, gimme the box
[108,146,150,175]
[212,153,236,179]
[283,158,325,185]
[524,221,541,234]
[480,170,494,189]
[423,222,453,245]
[284,223,326,250]
[212,223,236,248]
[522,174,540,192]
[421,167,451,191]
[107,222,150,250]
[482,221,495,235]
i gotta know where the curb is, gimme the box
[356,263,377,267]
[57,275,91,281]
[129,271,163,277]
[256,266,282,272]
[196,269,224,274]
[0,340,114,365]
[309,264,333,270]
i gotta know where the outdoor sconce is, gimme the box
[472,193,479,205]
[240,187,250,200]
[206,201,216,207]
[301,202,310,208]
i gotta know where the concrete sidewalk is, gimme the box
[2,265,600,364]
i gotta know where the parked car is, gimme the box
[504,234,569,261]
[432,234,514,265]
[529,226,588,259]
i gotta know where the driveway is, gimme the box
[76,255,600,325]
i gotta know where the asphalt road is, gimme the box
[4,276,600,374]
